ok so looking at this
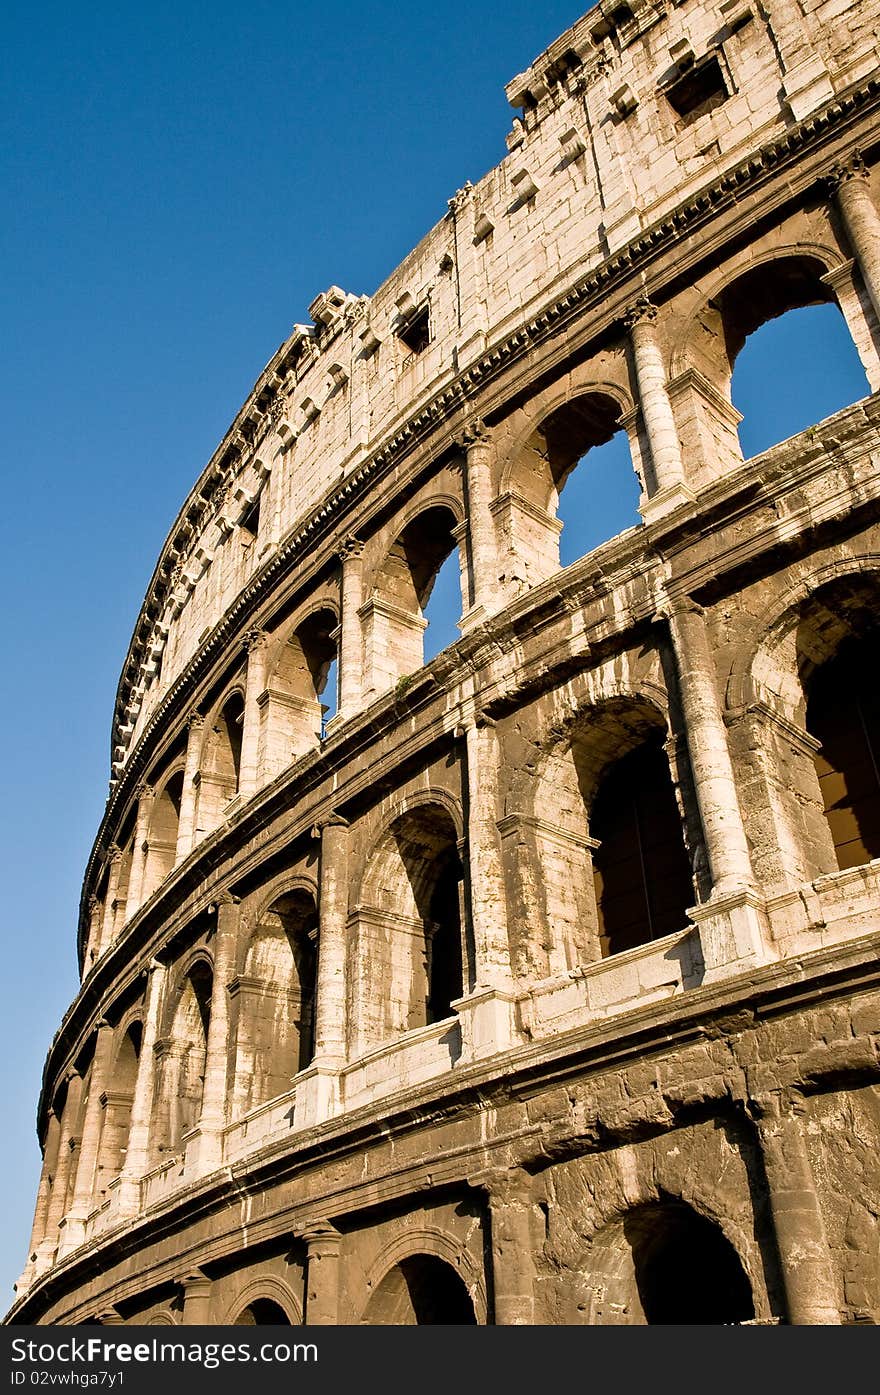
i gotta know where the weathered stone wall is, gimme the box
[9,0,880,1327]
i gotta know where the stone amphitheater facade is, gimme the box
[9,0,880,1327]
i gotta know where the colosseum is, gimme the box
[8,0,880,1328]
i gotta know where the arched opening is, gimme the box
[155,961,213,1155]
[585,1201,755,1324]
[141,772,184,901]
[233,888,319,1115]
[736,573,880,890]
[355,804,468,1050]
[591,736,695,956]
[363,1254,478,1325]
[95,1021,142,1193]
[423,549,462,663]
[682,255,871,476]
[234,1298,292,1325]
[364,507,461,695]
[259,610,339,778]
[197,691,245,834]
[523,698,695,974]
[502,393,642,588]
[805,636,880,872]
[733,303,870,458]
[626,1204,755,1324]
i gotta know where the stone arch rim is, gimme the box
[499,379,636,496]
[222,1273,302,1325]
[362,1226,487,1325]
[725,554,880,713]
[354,787,465,909]
[670,240,849,379]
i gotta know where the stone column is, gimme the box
[98,846,124,956]
[34,1072,83,1273]
[175,712,204,863]
[178,1270,212,1325]
[191,894,239,1172]
[826,154,880,326]
[312,817,349,1067]
[471,1168,538,1324]
[666,599,753,895]
[20,1111,62,1284]
[301,1223,342,1325]
[116,960,166,1213]
[239,630,270,798]
[624,297,692,517]
[58,1020,116,1256]
[125,783,156,921]
[457,419,500,626]
[454,717,520,1058]
[336,537,365,720]
[664,598,767,976]
[752,1092,841,1324]
[84,896,103,972]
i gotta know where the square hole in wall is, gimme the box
[397,304,431,359]
[664,54,729,124]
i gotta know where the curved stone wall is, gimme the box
[9,0,880,1326]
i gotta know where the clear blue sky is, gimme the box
[0,0,870,1308]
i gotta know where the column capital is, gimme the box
[468,1165,534,1205]
[134,781,156,802]
[623,294,658,330]
[212,890,241,910]
[176,1268,211,1295]
[297,1220,342,1255]
[106,843,123,866]
[187,709,205,730]
[311,813,349,838]
[337,534,365,563]
[243,627,269,653]
[823,150,868,194]
[454,416,491,451]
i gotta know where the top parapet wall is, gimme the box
[111,0,878,780]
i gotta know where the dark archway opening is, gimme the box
[592,737,694,956]
[365,1254,477,1324]
[625,1203,754,1324]
[806,637,880,871]
[234,1298,292,1325]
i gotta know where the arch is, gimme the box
[499,389,643,588]
[196,688,246,835]
[259,607,339,779]
[141,769,184,902]
[582,1200,755,1325]
[519,694,694,972]
[672,247,871,477]
[363,1234,483,1325]
[726,564,880,887]
[94,1018,143,1194]
[232,886,319,1116]
[363,503,463,696]
[353,799,469,1051]
[224,1276,301,1326]
[154,958,213,1155]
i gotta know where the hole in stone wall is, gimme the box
[664,55,728,124]
[397,305,431,358]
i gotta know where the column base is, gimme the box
[452,986,522,1061]
[639,481,696,523]
[56,1212,89,1261]
[601,203,642,253]
[294,1061,341,1128]
[184,1124,224,1177]
[32,1237,58,1279]
[688,887,770,983]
